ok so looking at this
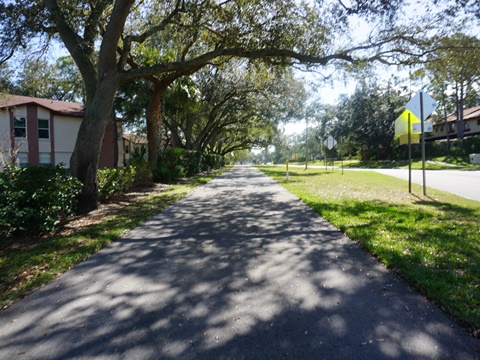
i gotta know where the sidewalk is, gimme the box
[0,165,478,359]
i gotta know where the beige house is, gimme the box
[121,134,148,164]
[0,94,122,168]
[429,106,480,141]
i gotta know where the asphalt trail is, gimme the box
[0,165,478,359]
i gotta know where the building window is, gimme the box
[39,153,51,165]
[449,123,455,133]
[464,122,471,132]
[38,119,50,139]
[477,119,480,126]
[14,117,26,138]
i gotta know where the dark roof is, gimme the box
[0,94,84,117]
[445,105,480,122]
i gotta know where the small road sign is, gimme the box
[324,135,337,150]
[412,121,433,133]
[405,91,438,120]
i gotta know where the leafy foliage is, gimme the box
[0,0,454,212]
[155,147,187,182]
[97,166,136,202]
[155,147,225,182]
[0,164,82,237]
[162,61,306,155]
[125,146,155,186]
[316,81,408,160]
[201,153,225,171]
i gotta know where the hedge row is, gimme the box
[392,135,480,160]
[1,149,225,237]
[0,164,82,237]
[156,148,225,182]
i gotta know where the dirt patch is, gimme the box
[59,183,170,236]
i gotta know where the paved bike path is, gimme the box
[0,165,478,359]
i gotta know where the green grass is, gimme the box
[287,156,480,170]
[0,168,229,309]
[258,165,480,335]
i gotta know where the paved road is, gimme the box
[0,166,478,359]
[371,169,480,202]
[294,164,480,202]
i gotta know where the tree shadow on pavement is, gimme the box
[0,166,478,359]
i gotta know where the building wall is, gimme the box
[0,110,12,165]
[9,106,29,165]
[121,137,147,165]
[37,107,53,165]
[430,118,480,140]
[98,119,117,169]
[1,104,119,169]
[53,114,82,166]
[466,118,480,134]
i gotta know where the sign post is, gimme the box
[286,160,289,181]
[323,135,337,171]
[340,136,344,175]
[405,91,438,196]
[408,112,412,193]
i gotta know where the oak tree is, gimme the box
[1,0,431,213]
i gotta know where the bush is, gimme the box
[125,146,154,186]
[182,150,202,176]
[201,153,225,171]
[392,135,480,160]
[155,148,185,182]
[155,148,225,182]
[132,162,154,186]
[98,166,136,202]
[0,164,82,237]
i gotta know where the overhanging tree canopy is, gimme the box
[162,61,306,154]
[1,0,439,213]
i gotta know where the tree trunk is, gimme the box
[146,84,167,165]
[184,113,194,150]
[458,83,465,140]
[70,79,119,214]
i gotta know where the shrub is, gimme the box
[156,148,186,182]
[97,166,136,202]
[0,164,82,237]
[202,153,225,171]
[125,146,154,186]
[132,162,154,186]
[182,150,202,176]
[155,148,225,182]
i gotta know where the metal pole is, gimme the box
[443,84,450,153]
[305,118,308,170]
[325,139,327,172]
[420,91,427,196]
[408,112,412,193]
[340,136,344,175]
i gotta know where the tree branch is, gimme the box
[119,0,183,71]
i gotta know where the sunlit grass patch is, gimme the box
[258,166,480,335]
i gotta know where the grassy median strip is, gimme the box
[0,168,229,309]
[258,165,480,335]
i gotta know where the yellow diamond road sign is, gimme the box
[395,110,421,145]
